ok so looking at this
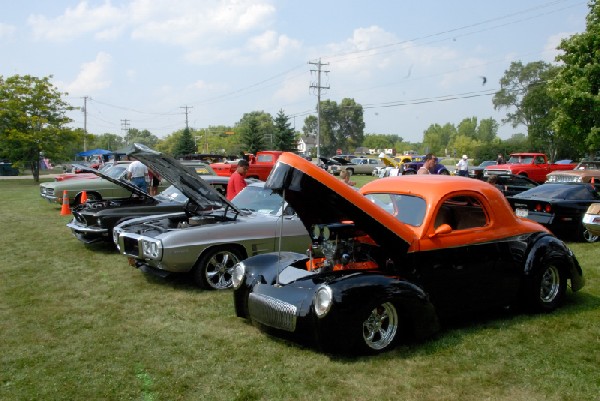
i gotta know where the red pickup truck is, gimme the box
[210,151,283,181]
[484,153,577,183]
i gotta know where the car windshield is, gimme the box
[155,185,188,203]
[231,186,284,215]
[520,184,599,200]
[507,156,533,164]
[364,193,426,227]
[576,161,600,170]
[105,165,128,179]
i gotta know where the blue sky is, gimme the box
[0,0,590,143]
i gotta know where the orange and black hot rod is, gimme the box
[233,153,584,354]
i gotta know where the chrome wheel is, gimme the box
[582,229,598,243]
[362,302,399,351]
[195,248,242,290]
[539,265,561,304]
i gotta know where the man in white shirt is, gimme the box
[456,155,469,177]
[127,158,149,193]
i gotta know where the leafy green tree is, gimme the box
[244,117,264,155]
[236,111,273,153]
[476,118,499,143]
[423,123,456,155]
[124,128,159,148]
[337,98,365,151]
[302,115,317,137]
[273,109,297,151]
[154,130,181,156]
[457,117,478,139]
[0,74,77,181]
[550,0,600,155]
[306,98,365,156]
[93,133,125,152]
[172,127,196,157]
[492,61,568,158]
[362,134,395,150]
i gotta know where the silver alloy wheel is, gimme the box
[583,229,598,243]
[362,302,399,351]
[539,265,561,303]
[204,250,240,290]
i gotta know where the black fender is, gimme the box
[524,233,584,291]
[233,251,306,317]
[315,272,440,342]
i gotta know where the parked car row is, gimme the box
[40,146,589,355]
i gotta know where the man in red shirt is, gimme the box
[226,159,249,200]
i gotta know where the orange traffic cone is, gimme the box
[60,190,71,215]
[80,190,88,204]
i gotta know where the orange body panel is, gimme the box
[276,153,550,255]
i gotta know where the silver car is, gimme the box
[113,144,311,290]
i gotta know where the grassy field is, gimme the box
[1,178,599,401]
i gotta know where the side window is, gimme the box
[257,155,273,162]
[435,196,488,230]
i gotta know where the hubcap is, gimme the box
[583,229,598,243]
[362,302,398,351]
[205,251,240,290]
[540,265,560,303]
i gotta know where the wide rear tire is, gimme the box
[526,261,566,312]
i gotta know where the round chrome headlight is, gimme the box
[232,262,246,289]
[311,224,321,240]
[314,285,333,318]
[141,239,162,259]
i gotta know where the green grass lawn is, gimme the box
[1,179,599,401]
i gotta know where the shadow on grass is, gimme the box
[139,268,203,293]
[242,289,600,361]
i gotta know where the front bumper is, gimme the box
[66,220,109,243]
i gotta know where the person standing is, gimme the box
[339,169,356,186]
[418,153,436,174]
[497,153,505,164]
[127,157,149,193]
[226,159,249,200]
[148,169,160,196]
[456,155,469,176]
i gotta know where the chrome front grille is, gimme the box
[248,292,298,332]
[121,235,141,257]
[550,175,579,182]
[40,187,54,196]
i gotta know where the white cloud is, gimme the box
[273,75,307,103]
[28,1,126,42]
[63,52,113,94]
[129,0,276,45]
[543,32,571,62]
[246,31,301,62]
[0,23,16,40]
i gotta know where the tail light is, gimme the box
[534,203,552,213]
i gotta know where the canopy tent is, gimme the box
[76,148,113,157]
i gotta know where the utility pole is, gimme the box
[121,119,130,144]
[309,58,329,162]
[180,105,193,130]
[82,96,88,151]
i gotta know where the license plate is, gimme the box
[516,208,528,218]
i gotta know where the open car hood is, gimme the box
[330,156,352,165]
[73,163,149,197]
[125,143,239,212]
[266,153,415,254]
